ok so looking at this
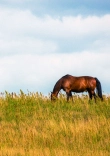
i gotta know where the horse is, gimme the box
[51,74,103,102]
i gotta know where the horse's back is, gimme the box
[61,75,95,83]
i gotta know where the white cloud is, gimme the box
[0,51,109,94]
[0,7,110,55]
[0,7,110,94]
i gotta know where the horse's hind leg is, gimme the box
[91,90,97,102]
[88,91,94,103]
[88,91,92,100]
[93,92,96,102]
[88,90,96,102]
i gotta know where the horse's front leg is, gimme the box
[69,92,73,102]
[66,92,70,102]
[66,91,73,102]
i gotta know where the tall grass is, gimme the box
[0,91,110,156]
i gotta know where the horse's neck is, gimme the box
[53,80,61,96]
[53,86,60,96]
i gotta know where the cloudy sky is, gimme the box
[0,0,110,95]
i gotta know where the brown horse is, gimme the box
[51,74,103,102]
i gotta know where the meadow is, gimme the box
[0,90,110,156]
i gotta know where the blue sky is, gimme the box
[1,0,110,16]
[0,0,110,95]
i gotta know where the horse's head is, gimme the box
[51,92,57,101]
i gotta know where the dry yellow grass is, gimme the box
[0,92,110,156]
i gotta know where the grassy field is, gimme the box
[0,90,110,156]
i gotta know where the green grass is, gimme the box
[0,91,110,156]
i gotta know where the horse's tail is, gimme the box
[95,77,103,100]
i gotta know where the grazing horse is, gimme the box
[51,74,103,102]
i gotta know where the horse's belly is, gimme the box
[72,88,86,93]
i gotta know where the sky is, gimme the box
[0,0,110,95]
